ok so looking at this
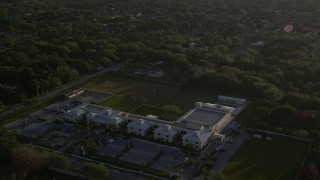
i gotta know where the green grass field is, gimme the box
[84,74,222,111]
[221,134,310,180]
[131,105,163,117]
[98,95,137,110]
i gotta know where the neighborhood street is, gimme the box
[0,63,123,121]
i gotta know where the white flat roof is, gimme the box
[183,108,226,127]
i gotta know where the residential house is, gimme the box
[127,119,151,136]
[182,126,213,150]
[154,125,178,143]
[86,110,124,128]
[64,108,85,123]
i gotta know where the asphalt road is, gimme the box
[38,63,124,102]
[0,63,123,121]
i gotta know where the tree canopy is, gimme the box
[81,162,108,179]
[1,0,320,132]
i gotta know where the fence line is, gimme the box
[247,128,313,180]
[246,128,313,142]
[295,142,313,180]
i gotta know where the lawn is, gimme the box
[98,95,137,110]
[131,105,163,117]
[84,74,222,110]
[221,134,310,180]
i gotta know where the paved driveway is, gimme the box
[212,128,249,174]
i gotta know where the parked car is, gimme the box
[108,139,114,144]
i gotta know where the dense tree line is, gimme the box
[0,130,109,179]
[1,0,320,132]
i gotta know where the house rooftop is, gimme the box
[95,114,123,124]
[182,127,213,143]
[154,125,177,136]
[65,104,85,115]
[127,119,151,130]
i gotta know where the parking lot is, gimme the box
[122,149,156,166]
[79,90,112,104]
[151,152,186,171]
[104,136,187,172]
[103,137,128,158]
[5,109,60,137]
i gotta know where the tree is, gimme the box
[55,66,79,83]
[295,129,309,138]
[11,147,44,174]
[44,153,71,170]
[74,61,94,74]
[99,49,117,62]
[173,55,189,70]
[0,134,18,163]
[81,163,108,179]
[66,69,80,82]
[300,162,319,180]
[282,92,312,109]
[98,57,112,66]
[268,104,297,125]
[0,101,4,109]
[84,139,102,156]
[192,65,205,79]
[49,76,62,89]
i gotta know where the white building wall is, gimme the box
[214,113,232,133]
[127,127,148,136]
[182,139,203,150]
[154,133,174,143]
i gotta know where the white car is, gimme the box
[108,139,114,144]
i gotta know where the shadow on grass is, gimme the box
[221,136,309,180]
